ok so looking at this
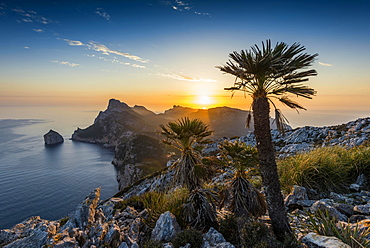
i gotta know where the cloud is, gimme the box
[63,39,148,67]
[64,39,84,46]
[95,8,111,21]
[12,8,53,24]
[88,41,149,63]
[24,46,30,49]
[52,60,80,67]
[170,0,210,16]
[319,62,333,67]
[33,29,43,33]
[157,73,217,82]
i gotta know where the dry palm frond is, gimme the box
[182,188,218,231]
[231,177,267,218]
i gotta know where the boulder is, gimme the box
[310,200,347,222]
[302,232,350,248]
[151,211,181,242]
[354,202,370,215]
[202,227,235,248]
[44,129,64,145]
[285,185,315,210]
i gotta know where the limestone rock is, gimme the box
[310,200,348,222]
[151,211,181,242]
[44,129,64,145]
[61,188,101,230]
[302,232,350,248]
[202,227,235,248]
[285,185,315,210]
[354,202,370,215]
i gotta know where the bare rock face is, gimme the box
[302,232,350,248]
[43,129,64,145]
[202,227,235,248]
[151,211,181,242]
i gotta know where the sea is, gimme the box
[0,106,118,230]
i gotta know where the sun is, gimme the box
[196,95,212,109]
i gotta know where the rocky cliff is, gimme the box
[71,99,283,144]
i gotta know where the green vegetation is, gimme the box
[160,117,218,231]
[218,140,267,218]
[160,117,213,191]
[172,229,203,248]
[115,188,188,228]
[307,210,370,248]
[278,146,370,194]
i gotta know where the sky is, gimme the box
[0,0,370,127]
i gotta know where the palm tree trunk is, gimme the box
[252,97,292,241]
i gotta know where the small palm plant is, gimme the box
[160,117,213,191]
[219,140,267,218]
[160,117,217,230]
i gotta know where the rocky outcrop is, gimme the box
[239,117,370,157]
[113,134,168,190]
[302,232,350,248]
[202,227,235,248]
[43,129,64,145]
[151,211,181,242]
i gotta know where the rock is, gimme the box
[104,223,121,247]
[354,202,370,215]
[113,134,168,190]
[151,211,181,242]
[202,227,235,248]
[310,200,348,222]
[351,174,368,191]
[61,188,101,230]
[285,185,314,210]
[350,183,361,191]
[0,216,59,248]
[333,203,354,217]
[44,129,64,145]
[349,215,368,223]
[302,232,351,248]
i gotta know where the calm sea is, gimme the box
[0,106,118,229]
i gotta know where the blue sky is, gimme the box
[1,0,370,126]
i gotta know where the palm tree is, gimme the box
[160,117,213,191]
[217,40,318,241]
[160,117,218,230]
[219,140,267,218]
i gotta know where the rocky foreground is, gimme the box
[2,100,370,247]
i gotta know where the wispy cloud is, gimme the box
[319,62,333,67]
[24,46,30,49]
[171,0,210,16]
[63,39,147,68]
[52,60,80,67]
[63,38,148,64]
[12,8,53,24]
[33,29,43,33]
[95,8,111,21]
[88,41,149,63]
[157,73,217,82]
[64,39,84,46]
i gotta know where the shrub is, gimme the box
[278,146,353,194]
[172,229,203,248]
[240,220,270,248]
[142,239,163,248]
[218,214,240,246]
[307,210,370,248]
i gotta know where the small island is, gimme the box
[43,129,64,146]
